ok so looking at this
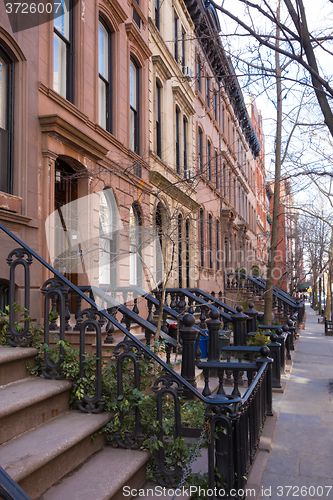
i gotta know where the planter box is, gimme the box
[0,191,22,213]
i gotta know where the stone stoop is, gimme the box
[0,345,150,500]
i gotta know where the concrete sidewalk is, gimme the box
[251,304,333,500]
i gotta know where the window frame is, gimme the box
[198,128,203,172]
[181,27,186,67]
[216,219,220,270]
[207,140,211,181]
[206,76,210,108]
[156,80,162,158]
[130,56,140,155]
[183,115,187,173]
[98,16,112,133]
[0,48,14,194]
[208,214,213,269]
[155,0,160,30]
[200,209,204,267]
[175,106,180,173]
[53,0,74,103]
[174,13,178,62]
[197,57,201,93]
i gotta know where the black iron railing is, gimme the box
[225,272,305,324]
[0,221,274,498]
[0,467,31,500]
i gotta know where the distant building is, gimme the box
[250,96,269,278]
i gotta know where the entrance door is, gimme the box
[54,158,78,291]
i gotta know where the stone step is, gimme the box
[39,446,150,500]
[0,410,111,499]
[0,346,39,386]
[0,377,72,445]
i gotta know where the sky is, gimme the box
[215,0,333,207]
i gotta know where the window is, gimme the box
[133,7,141,29]
[130,57,139,154]
[156,81,162,157]
[222,105,225,134]
[198,128,203,171]
[175,106,180,173]
[206,76,209,108]
[174,14,178,62]
[215,151,219,189]
[178,214,183,287]
[99,190,117,286]
[207,141,211,181]
[223,164,226,198]
[183,116,187,173]
[234,179,236,210]
[228,171,231,203]
[155,0,160,30]
[208,214,212,268]
[0,49,13,194]
[200,209,204,267]
[186,219,190,287]
[181,28,186,67]
[98,18,112,132]
[197,57,201,93]
[214,92,218,122]
[130,204,142,286]
[216,220,220,270]
[53,0,74,102]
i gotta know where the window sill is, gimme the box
[0,192,22,213]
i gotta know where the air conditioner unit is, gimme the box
[182,66,193,80]
[257,215,261,220]
[185,169,195,182]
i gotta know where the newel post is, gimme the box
[244,302,258,334]
[256,346,273,416]
[231,305,249,345]
[207,309,221,376]
[180,314,197,399]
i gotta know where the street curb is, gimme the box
[246,332,298,499]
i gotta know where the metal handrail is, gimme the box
[164,288,232,322]
[0,222,233,405]
[188,288,237,314]
[0,467,31,500]
[241,273,301,309]
[96,285,209,338]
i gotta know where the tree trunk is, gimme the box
[264,0,282,325]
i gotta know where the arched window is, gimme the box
[130,57,139,154]
[99,189,117,286]
[0,49,13,194]
[53,0,74,102]
[98,18,112,132]
[130,204,142,286]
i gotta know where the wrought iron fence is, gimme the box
[0,221,274,498]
